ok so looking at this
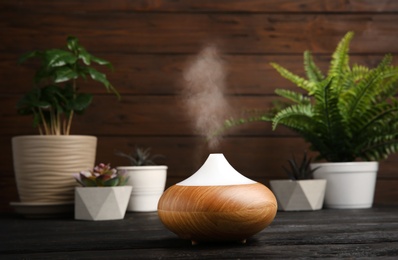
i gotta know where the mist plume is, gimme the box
[181,45,232,150]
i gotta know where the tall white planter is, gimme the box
[311,162,378,209]
[116,166,167,212]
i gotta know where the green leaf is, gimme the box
[91,55,113,69]
[67,36,79,52]
[85,67,110,86]
[18,50,43,64]
[78,49,91,65]
[79,174,97,187]
[72,93,93,113]
[103,177,119,187]
[52,66,79,83]
[85,67,120,98]
[44,49,78,68]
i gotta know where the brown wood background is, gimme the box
[1,0,398,212]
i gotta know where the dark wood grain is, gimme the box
[1,0,398,213]
[2,12,398,54]
[2,0,398,13]
[0,208,397,259]
[2,53,395,95]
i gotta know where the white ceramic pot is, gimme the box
[270,179,326,211]
[311,162,378,209]
[12,135,97,203]
[75,186,132,221]
[116,166,167,212]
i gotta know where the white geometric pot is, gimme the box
[75,186,132,221]
[311,162,378,209]
[270,179,326,211]
[12,135,97,203]
[116,166,167,212]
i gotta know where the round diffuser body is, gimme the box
[157,153,277,243]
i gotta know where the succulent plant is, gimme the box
[283,152,318,180]
[74,163,129,187]
[115,146,163,166]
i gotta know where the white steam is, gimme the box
[181,45,231,149]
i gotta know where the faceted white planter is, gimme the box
[12,135,97,203]
[75,186,132,221]
[116,166,167,212]
[270,180,326,211]
[311,162,378,209]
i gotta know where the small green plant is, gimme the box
[18,36,119,135]
[283,152,318,180]
[74,163,128,187]
[224,31,398,162]
[115,146,163,166]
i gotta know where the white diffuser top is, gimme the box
[177,153,256,186]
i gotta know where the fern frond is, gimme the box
[351,64,370,83]
[328,31,354,91]
[360,134,398,161]
[223,113,272,129]
[372,54,398,100]
[312,78,346,136]
[275,89,311,105]
[360,104,398,132]
[304,51,324,82]
[272,104,314,130]
[270,63,316,94]
[341,54,397,122]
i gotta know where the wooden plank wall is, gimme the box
[1,0,398,212]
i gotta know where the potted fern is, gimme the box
[74,163,132,221]
[12,36,119,208]
[225,31,398,209]
[116,147,167,212]
[270,152,326,211]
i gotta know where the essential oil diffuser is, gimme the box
[157,153,277,244]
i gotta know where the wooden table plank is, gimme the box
[1,208,397,259]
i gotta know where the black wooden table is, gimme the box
[1,207,397,259]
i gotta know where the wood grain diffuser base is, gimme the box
[157,153,277,244]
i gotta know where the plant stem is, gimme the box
[65,111,73,135]
[38,108,50,135]
[66,78,78,135]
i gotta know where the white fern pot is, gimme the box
[12,135,97,203]
[116,166,168,212]
[311,162,378,209]
[75,186,132,221]
[270,179,326,211]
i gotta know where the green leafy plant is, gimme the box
[18,36,119,135]
[225,31,398,162]
[74,163,129,187]
[115,146,163,166]
[283,152,318,180]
